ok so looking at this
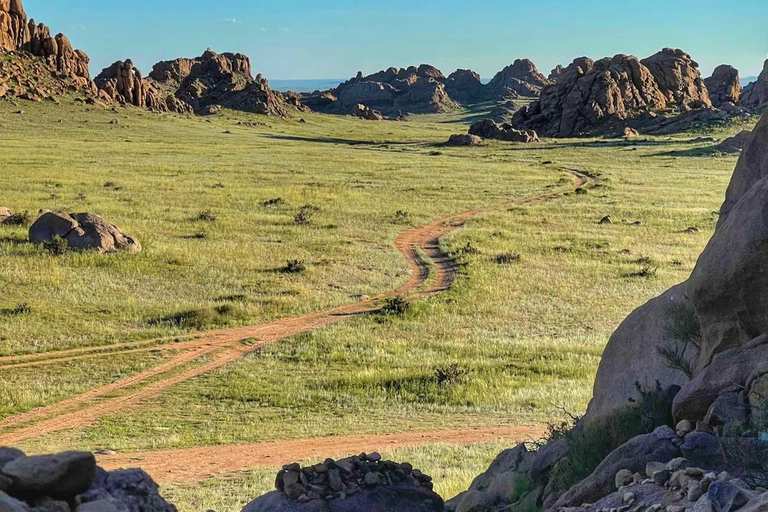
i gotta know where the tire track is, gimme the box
[0,169,591,445]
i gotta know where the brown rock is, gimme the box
[350,103,383,121]
[447,134,483,146]
[705,65,741,107]
[715,130,752,153]
[469,119,538,142]
[444,69,484,103]
[485,58,549,99]
[29,211,141,253]
[740,59,768,110]
[640,48,711,109]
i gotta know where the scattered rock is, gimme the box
[705,65,741,107]
[468,119,539,142]
[350,103,383,121]
[1,451,96,499]
[29,211,141,254]
[446,134,482,146]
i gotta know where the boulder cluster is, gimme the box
[740,60,768,110]
[468,119,540,142]
[484,58,550,99]
[242,453,443,512]
[0,448,176,512]
[29,210,141,253]
[94,59,192,114]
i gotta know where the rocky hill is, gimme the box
[740,59,768,110]
[511,48,753,137]
[705,64,741,107]
[484,58,550,99]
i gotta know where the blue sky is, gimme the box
[25,0,768,80]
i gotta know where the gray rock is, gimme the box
[553,427,682,509]
[28,211,141,254]
[80,468,176,512]
[1,451,95,499]
[76,499,129,512]
[28,211,79,245]
[583,283,694,424]
[707,480,740,512]
[739,492,768,512]
[0,449,24,471]
[616,470,634,490]
[0,491,29,512]
[680,433,723,467]
[240,484,444,512]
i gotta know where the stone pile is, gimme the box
[275,453,434,502]
[0,447,176,512]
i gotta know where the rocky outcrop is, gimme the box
[1,0,90,84]
[444,69,485,103]
[242,454,442,512]
[485,58,549,99]
[469,119,539,142]
[304,65,457,116]
[740,59,768,110]
[548,65,564,82]
[149,50,288,116]
[512,55,667,137]
[641,48,711,109]
[0,448,176,512]
[716,130,752,153]
[29,210,141,253]
[583,283,696,424]
[350,103,383,121]
[705,65,741,107]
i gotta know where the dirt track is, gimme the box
[0,169,591,449]
[97,425,546,483]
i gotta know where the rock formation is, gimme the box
[548,65,564,82]
[705,65,741,107]
[0,0,90,84]
[29,210,141,253]
[469,119,539,142]
[715,130,752,153]
[447,133,483,146]
[304,64,457,116]
[350,103,383,121]
[444,69,485,104]
[640,48,711,109]
[512,55,667,137]
[242,453,443,512]
[0,448,176,512]
[148,50,288,116]
[95,59,193,113]
[740,59,768,110]
[485,58,550,99]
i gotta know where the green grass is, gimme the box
[0,95,758,508]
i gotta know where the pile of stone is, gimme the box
[469,119,539,143]
[0,447,176,512]
[29,210,141,253]
[276,453,433,502]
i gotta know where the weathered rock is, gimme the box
[615,469,634,489]
[444,69,485,104]
[673,336,768,422]
[94,60,192,113]
[149,50,287,116]
[29,211,141,253]
[718,114,768,222]
[512,54,667,137]
[740,60,768,110]
[446,134,482,146]
[241,485,443,512]
[739,492,768,512]
[485,59,550,99]
[583,283,694,424]
[705,65,741,107]
[1,451,96,499]
[641,48,711,109]
[469,119,539,142]
[716,130,753,153]
[0,449,24,470]
[0,491,28,512]
[350,103,383,121]
[552,426,682,509]
[80,468,176,512]
[76,499,127,512]
[548,65,565,82]
[680,433,724,468]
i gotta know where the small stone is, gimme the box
[686,468,705,478]
[688,481,704,502]
[676,420,693,437]
[367,452,381,463]
[282,463,301,472]
[284,482,305,499]
[283,471,299,487]
[667,507,685,512]
[616,469,635,490]
[667,458,690,471]
[297,494,310,504]
[364,472,380,486]
[624,492,636,504]
[599,215,614,225]
[654,469,672,486]
[646,462,667,477]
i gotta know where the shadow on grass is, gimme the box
[260,134,419,146]
[0,236,28,246]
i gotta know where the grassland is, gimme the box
[0,96,757,511]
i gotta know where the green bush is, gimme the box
[44,235,68,256]
[381,297,410,316]
[657,303,702,378]
[2,211,31,226]
[282,259,307,274]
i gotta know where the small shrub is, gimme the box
[4,303,31,316]
[657,303,701,379]
[381,297,410,316]
[45,235,68,256]
[458,242,478,256]
[495,252,521,264]
[103,181,118,188]
[393,210,412,224]
[2,211,32,226]
[434,364,467,385]
[263,197,285,207]
[630,266,658,278]
[212,182,225,189]
[76,191,87,201]
[282,259,307,274]
[294,205,318,225]
[195,210,217,222]
[151,304,246,330]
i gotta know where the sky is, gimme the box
[24,0,768,81]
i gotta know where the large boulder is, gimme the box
[29,211,141,253]
[740,59,768,110]
[715,130,752,153]
[672,335,768,423]
[552,426,683,509]
[241,485,443,512]
[350,103,383,121]
[469,119,539,142]
[446,134,482,146]
[640,48,711,109]
[1,451,96,499]
[79,468,177,512]
[0,448,24,470]
[705,65,741,107]
[444,69,485,104]
[584,283,696,423]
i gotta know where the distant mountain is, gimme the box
[741,76,758,87]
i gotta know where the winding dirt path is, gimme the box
[97,425,546,484]
[0,169,591,447]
